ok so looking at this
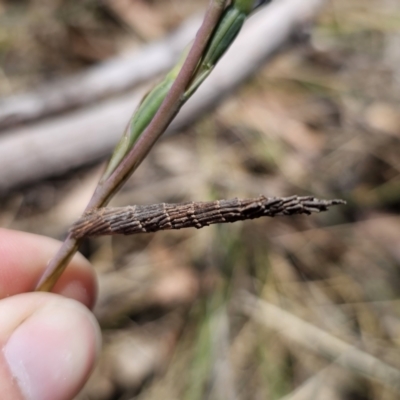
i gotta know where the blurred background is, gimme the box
[1,0,400,399]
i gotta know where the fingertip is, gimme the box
[0,293,101,400]
[0,229,97,308]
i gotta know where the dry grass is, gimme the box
[1,0,400,399]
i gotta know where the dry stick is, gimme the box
[0,0,326,193]
[0,16,201,131]
[0,4,270,131]
[71,196,345,238]
[35,0,228,292]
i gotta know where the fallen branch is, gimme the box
[0,0,327,194]
[0,15,201,130]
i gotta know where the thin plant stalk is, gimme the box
[35,0,232,292]
[35,0,288,292]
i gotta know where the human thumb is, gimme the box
[0,293,101,400]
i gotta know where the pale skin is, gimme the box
[0,228,100,400]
